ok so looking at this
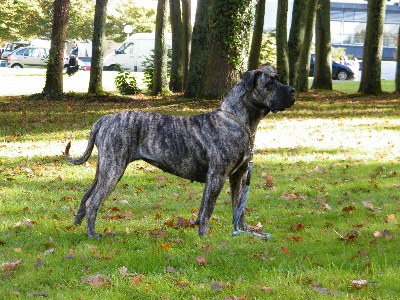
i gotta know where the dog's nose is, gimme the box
[288,87,295,95]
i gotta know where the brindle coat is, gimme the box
[65,70,295,238]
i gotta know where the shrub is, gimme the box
[114,66,141,95]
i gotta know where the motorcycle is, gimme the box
[66,54,79,76]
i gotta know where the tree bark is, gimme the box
[358,0,386,95]
[181,0,192,89]
[42,0,70,97]
[197,0,256,99]
[311,0,332,90]
[288,0,307,87]
[152,0,169,96]
[169,0,184,92]
[248,0,266,70]
[276,0,289,85]
[396,26,400,92]
[184,0,209,98]
[88,0,108,95]
[298,0,317,92]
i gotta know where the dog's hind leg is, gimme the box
[74,177,97,226]
[84,159,128,238]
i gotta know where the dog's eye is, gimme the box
[266,77,275,86]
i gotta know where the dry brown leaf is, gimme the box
[2,259,23,271]
[281,245,290,256]
[195,256,207,266]
[131,274,145,286]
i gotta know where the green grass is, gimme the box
[0,92,399,299]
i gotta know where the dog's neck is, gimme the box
[220,86,268,134]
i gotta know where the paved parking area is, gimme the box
[0,68,145,96]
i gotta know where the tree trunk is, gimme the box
[88,0,108,95]
[358,0,386,95]
[42,0,70,97]
[152,0,169,96]
[248,0,266,70]
[184,0,209,98]
[169,0,184,92]
[181,0,192,89]
[311,0,332,90]
[276,0,289,85]
[298,0,317,92]
[197,0,256,99]
[396,26,400,92]
[288,0,307,87]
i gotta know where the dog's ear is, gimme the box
[242,70,260,91]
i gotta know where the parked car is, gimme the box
[309,54,355,80]
[7,46,49,68]
[7,46,84,70]
[1,42,29,60]
[78,56,91,71]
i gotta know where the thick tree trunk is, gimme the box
[42,0,70,97]
[181,0,192,89]
[248,0,266,70]
[197,0,255,99]
[358,0,386,95]
[298,0,317,92]
[169,0,184,92]
[184,0,209,98]
[396,26,400,92]
[288,0,307,87]
[311,0,332,90]
[88,0,108,95]
[152,0,169,96]
[276,0,289,85]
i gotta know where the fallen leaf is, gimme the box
[342,205,356,212]
[373,231,383,238]
[2,259,23,271]
[284,235,303,242]
[82,274,110,287]
[131,274,145,286]
[362,200,375,210]
[257,285,273,293]
[281,245,290,256]
[350,279,368,290]
[195,256,207,266]
[160,243,171,250]
[43,248,56,255]
[210,281,225,291]
[384,214,396,223]
[291,223,304,230]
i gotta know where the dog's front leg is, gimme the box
[196,172,227,236]
[229,166,249,231]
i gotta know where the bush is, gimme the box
[114,66,141,95]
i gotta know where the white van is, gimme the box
[103,33,172,72]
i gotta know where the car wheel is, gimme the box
[336,70,348,80]
[107,65,116,71]
[11,64,23,69]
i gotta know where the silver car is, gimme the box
[7,46,50,69]
[7,46,83,70]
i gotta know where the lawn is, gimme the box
[0,89,399,299]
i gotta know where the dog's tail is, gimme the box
[65,120,101,165]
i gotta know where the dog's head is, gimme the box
[242,70,295,113]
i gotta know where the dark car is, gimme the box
[309,54,355,80]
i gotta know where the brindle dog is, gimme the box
[65,70,295,238]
